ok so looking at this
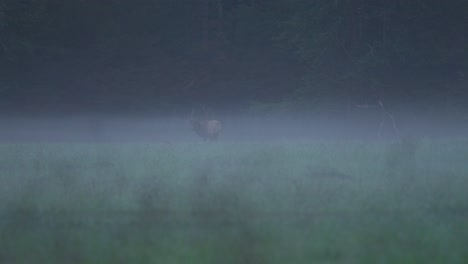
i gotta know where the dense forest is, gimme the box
[0,0,466,115]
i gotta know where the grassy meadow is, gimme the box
[0,139,467,263]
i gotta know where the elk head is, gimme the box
[189,110,222,141]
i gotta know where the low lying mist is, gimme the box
[0,111,467,262]
[0,111,466,143]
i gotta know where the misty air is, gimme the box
[0,1,467,263]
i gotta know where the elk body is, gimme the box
[190,118,222,141]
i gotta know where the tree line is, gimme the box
[0,0,466,114]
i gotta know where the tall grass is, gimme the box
[0,139,467,263]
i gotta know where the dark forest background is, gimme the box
[0,0,466,115]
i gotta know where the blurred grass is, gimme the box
[0,139,467,263]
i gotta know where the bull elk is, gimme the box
[189,111,222,141]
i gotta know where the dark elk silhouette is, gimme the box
[189,110,222,141]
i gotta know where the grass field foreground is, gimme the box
[0,139,467,263]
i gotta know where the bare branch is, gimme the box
[378,100,400,139]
